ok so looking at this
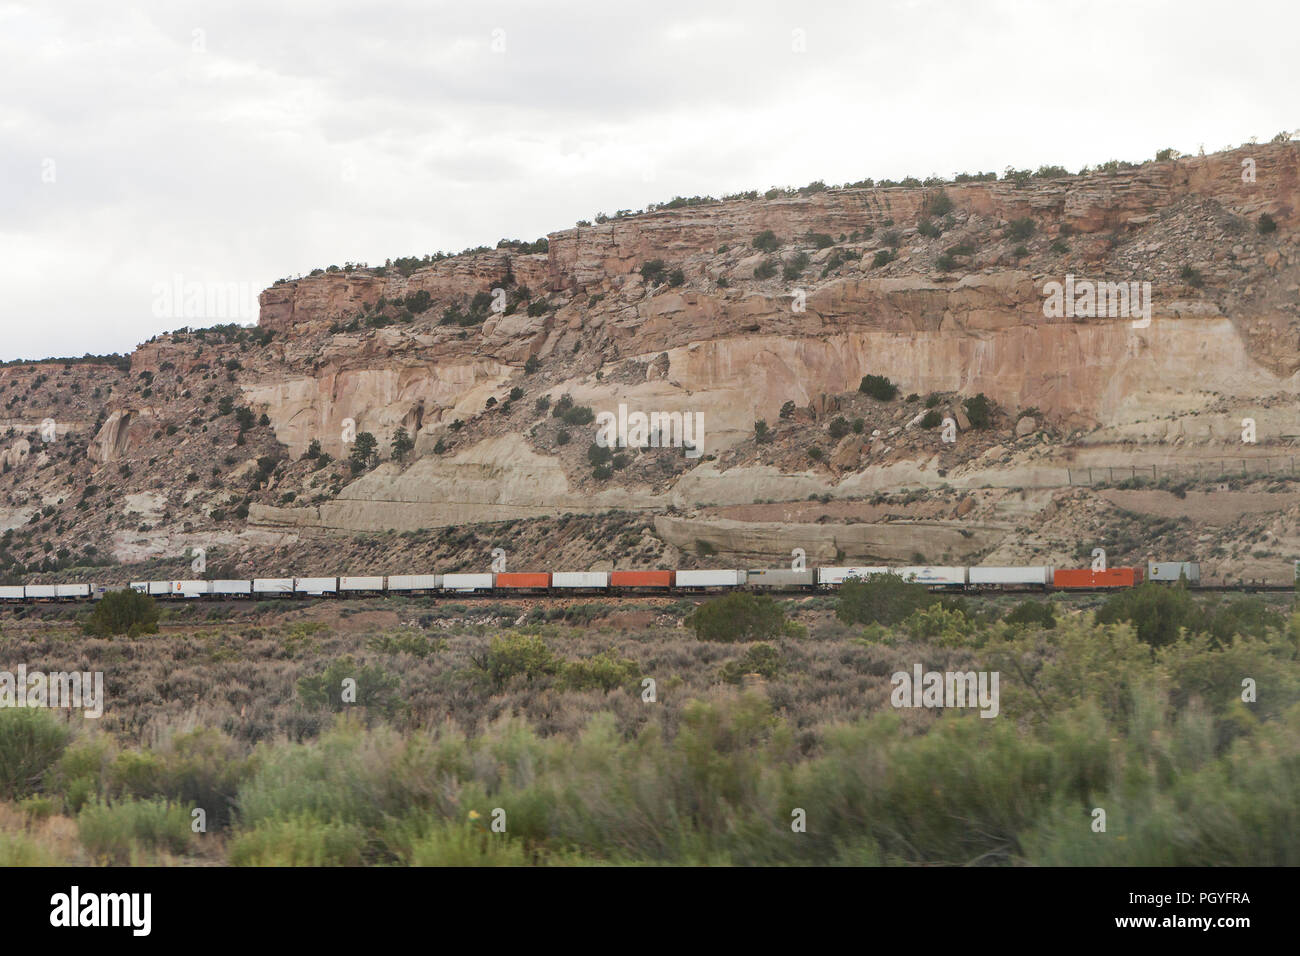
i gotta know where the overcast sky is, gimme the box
[2,0,1296,361]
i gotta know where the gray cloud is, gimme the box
[1,0,1296,359]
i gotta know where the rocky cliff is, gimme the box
[3,141,1300,585]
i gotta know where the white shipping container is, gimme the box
[969,567,1053,587]
[129,582,148,594]
[147,581,171,596]
[25,585,57,599]
[253,578,295,594]
[674,570,748,588]
[0,586,25,600]
[896,567,968,586]
[210,580,252,596]
[1148,562,1200,584]
[817,567,890,586]
[295,577,338,595]
[441,573,494,591]
[386,574,442,591]
[551,572,609,589]
[55,584,91,598]
[171,580,211,598]
[339,576,386,592]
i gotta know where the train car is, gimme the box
[171,580,212,598]
[609,570,674,590]
[55,583,92,600]
[493,572,552,590]
[895,566,967,588]
[253,578,295,596]
[145,581,171,597]
[968,567,1054,590]
[552,571,609,590]
[1147,561,1200,585]
[210,580,253,597]
[25,584,57,600]
[816,567,890,588]
[1052,567,1144,589]
[0,586,26,601]
[441,573,494,592]
[674,569,747,589]
[339,576,386,594]
[294,577,338,596]
[386,574,442,593]
[746,569,816,590]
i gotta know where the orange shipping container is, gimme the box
[610,570,674,588]
[494,573,551,589]
[1053,567,1143,589]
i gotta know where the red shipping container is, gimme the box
[1053,567,1143,589]
[494,573,551,589]
[610,570,674,588]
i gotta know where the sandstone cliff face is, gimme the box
[7,142,1300,583]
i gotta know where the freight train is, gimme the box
[0,561,1207,603]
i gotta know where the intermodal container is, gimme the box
[969,567,1054,588]
[253,578,295,595]
[896,566,967,587]
[386,574,442,592]
[494,573,551,589]
[610,570,674,588]
[210,580,253,596]
[147,581,171,596]
[441,573,495,592]
[55,584,91,599]
[746,569,816,589]
[294,577,339,595]
[816,567,890,587]
[0,586,25,600]
[339,576,386,592]
[171,580,211,598]
[25,584,57,600]
[1147,562,1200,585]
[552,572,609,589]
[1052,567,1143,589]
[673,569,747,588]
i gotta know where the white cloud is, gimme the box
[1,0,1296,359]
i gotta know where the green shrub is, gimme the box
[404,821,530,866]
[752,230,781,253]
[1096,581,1206,647]
[297,657,401,717]
[872,249,895,268]
[230,815,367,866]
[561,650,640,692]
[689,592,787,642]
[1004,600,1057,629]
[720,643,783,684]
[77,798,192,864]
[1258,213,1277,234]
[1180,265,1204,288]
[1006,217,1036,241]
[963,393,992,429]
[836,574,937,626]
[82,588,160,637]
[754,259,778,280]
[859,374,898,401]
[473,634,558,688]
[828,416,850,439]
[0,709,71,800]
[640,259,667,284]
[920,410,942,429]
